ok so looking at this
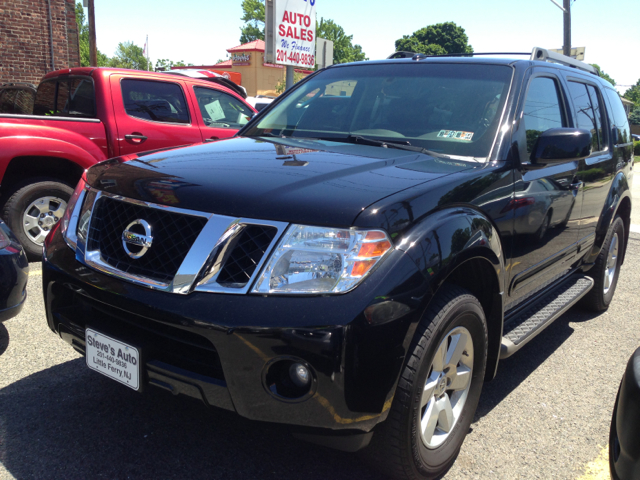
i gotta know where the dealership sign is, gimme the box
[271,0,316,68]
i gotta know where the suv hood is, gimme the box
[87,137,476,227]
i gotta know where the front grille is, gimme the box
[87,197,208,284]
[217,225,278,287]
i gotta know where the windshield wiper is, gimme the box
[344,135,452,159]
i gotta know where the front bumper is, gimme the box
[43,224,426,432]
[611,347,640,480]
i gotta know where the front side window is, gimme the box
[568,81,606,152]
[121,79,189,124]
[522,77,566,154]
[194,87,252,128]
[243,63,513,160]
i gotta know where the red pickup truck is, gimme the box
[0,67,256,258]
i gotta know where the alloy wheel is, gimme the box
[604,232,619,295]
[22,196,67,246]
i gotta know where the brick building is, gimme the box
[0,0,80,85]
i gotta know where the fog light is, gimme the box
[290,363,310,388]
[263,357,316,401]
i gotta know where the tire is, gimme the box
[1,179,73,260]
[609,382,622,480]
[581,216,625,312]
[369,284,488,480]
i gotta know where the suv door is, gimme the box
[191,86,254,142]
[506,69,583,309]
[111,76,203,156]
[565,78,617,251]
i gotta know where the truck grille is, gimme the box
[86,196,208,284]
[217,225,278,287]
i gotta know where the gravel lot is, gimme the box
[1,235,639,479]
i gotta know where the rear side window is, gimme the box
[568,81,607,152]
[194,87,252,128]
[603,87,631,143]
[33,77,95,117]
[33,80,56,115]
[522,77,566,154]
[121,79,189,124]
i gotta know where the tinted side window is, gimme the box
[14,89,35,114]
[0,89,17,113]
[587,85,607,150]
[568,81,604,152]
[194,87,252,128]
[67,78,95,117]
[523,77,566,154]
[33,80,56,115]
[603,87,631,144]
[121,79,189,124]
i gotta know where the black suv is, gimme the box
[43,48,634,479]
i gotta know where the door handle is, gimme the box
[204,136,219,143]
[124,133,147,144]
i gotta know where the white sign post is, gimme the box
[271,0,316,90]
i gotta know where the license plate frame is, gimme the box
[85,328,140,391]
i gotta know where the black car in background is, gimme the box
[0,83,36,115]
[610,347,640,480]
[0,218,29,322]
[43,48,634,479]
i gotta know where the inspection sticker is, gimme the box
[437,130,474,141]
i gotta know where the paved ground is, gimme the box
[1,190,639,479]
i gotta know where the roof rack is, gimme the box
[530,47,598,75]
[386,47,599,76]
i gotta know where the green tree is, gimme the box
[155,58,193,71]
[629,108,640,126]
[395,22,473,55]
[275,71,306,94]
[109,42,149,71]
[239,0,265,43]
[590,64,615,86]
[624,80,640,111]
[75,2,109,67]
[316,18,367,65]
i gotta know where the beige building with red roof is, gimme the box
[211,40,312,97]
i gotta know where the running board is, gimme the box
[500,275,594,359]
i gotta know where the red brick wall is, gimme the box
[0,0,81,85]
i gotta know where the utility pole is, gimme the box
[563,0,571,56]
[88,0,97,66]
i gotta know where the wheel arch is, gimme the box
[397,206,506,382]
[1,156,84,200]
[585,172,631,265]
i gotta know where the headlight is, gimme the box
[252,225,392,294]
[61,173,88,250]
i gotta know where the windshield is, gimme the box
[243,63,513,160]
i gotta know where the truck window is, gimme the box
[522,77,566,154]
[33,80,56,116]
[603,87,631,144]
[64,78,95,117]
[194,87,252,128]
[121,79,189,124]
[568,81,606,152]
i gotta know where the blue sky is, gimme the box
[89,0,639,93]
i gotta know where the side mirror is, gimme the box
[527,128,592,169]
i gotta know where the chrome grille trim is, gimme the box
[73,188,288,295]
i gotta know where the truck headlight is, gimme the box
[252,225,392,294]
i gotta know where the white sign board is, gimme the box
[549,47,586,61]
[316,38,333,69]
[274,0,316,69]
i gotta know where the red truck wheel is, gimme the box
[2,179,73,260]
